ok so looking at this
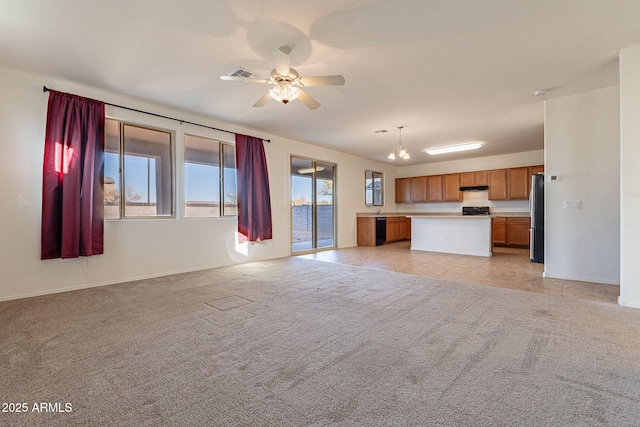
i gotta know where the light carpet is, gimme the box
[1,257,640,426]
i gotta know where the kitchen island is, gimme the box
[408,215,492,257]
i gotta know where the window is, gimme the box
[365,170,383,206]
[184,134,237,218]
[104,119,174,219]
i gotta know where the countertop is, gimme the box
[356,211,530,218]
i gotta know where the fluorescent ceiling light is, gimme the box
[426,142,482,155]
[298,166,325,174]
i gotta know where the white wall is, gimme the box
[0,65,395,301]
[544,85,620,285]
[395,150,544,213]
[620,45,640,307]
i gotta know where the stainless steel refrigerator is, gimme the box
[529,173,544,263]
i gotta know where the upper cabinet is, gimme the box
[427,175,443,202]
[395,164,543,203]
[443,173,462,202]
[411,176,427,203]
[507,167,529,200]
[473,171,488,186]
[488,169,508,200]
[461,171,488,187]
[395,178,411,203]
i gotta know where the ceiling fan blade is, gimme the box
[297,90,321,110]
[274,46,291,77]
[300,75,345,86]
[220,75,270,84]
[252,92,272,108]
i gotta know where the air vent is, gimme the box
[229,68,258,79]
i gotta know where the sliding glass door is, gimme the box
[291,156,336,253]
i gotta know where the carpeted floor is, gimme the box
[1,257,640,426]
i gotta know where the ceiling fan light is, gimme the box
[269,83,300,104]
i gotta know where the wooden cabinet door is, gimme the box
[460,172,474,187]
[386,217,400,242]
[357,217,376,247]
[427,175,443,202]
[443,174,462,202]
[405,217,412,240]
[410,176,427,203]
[508,167,529,200]
[529,165,544,176]
[395,178,412,203]
[473,171,488,186]
[528,165,544,195]
[398,216,407,239]
[506,218,530,247]
[488,169,508,200]
[492,217,507,246]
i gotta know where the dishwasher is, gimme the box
[376,217,386,246]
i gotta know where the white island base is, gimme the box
[409,216,492,257]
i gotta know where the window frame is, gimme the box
[183,133,237,219]
[104,118,176,220]
[365,170,384,207]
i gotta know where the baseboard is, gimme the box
[542,272,619,286]
[0,261,252,303]
[618,296,640,309]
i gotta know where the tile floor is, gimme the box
[299,241,619,304]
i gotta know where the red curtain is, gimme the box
[41,90,105,259]
[235,134,272,242]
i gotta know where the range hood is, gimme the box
[459,185,489,191]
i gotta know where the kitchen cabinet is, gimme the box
[529,165,544,176]
[488,169,508,200]
[357,216,409,246]
[386,217,401,242]
[395,163,541,204]
[473,171,488,186]
[357,217,377,246]
[508,167,529,200]
[492,217,507,246]
[443,173,462,202]
[395,178,411,203]
[461,170,488,187]
[528,165,544,194]
[410,176,427,203]
[507,218,530,247]
[492,217,530,248]
[404,217,412,240]
[427,175,444,202]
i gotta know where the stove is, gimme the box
[462,206,490,216]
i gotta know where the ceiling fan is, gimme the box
[220,46,345,110]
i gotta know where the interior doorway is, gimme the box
[291,156,336,253]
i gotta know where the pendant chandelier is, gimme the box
[388,126,410,160]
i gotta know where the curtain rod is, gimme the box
[42,86,270,143]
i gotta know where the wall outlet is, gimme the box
[563,200,581,210]
[87,258,96,268]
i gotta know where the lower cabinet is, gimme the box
[357,216,409,246]
[492,217,530,248]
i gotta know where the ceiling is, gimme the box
[2,0,640,165]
